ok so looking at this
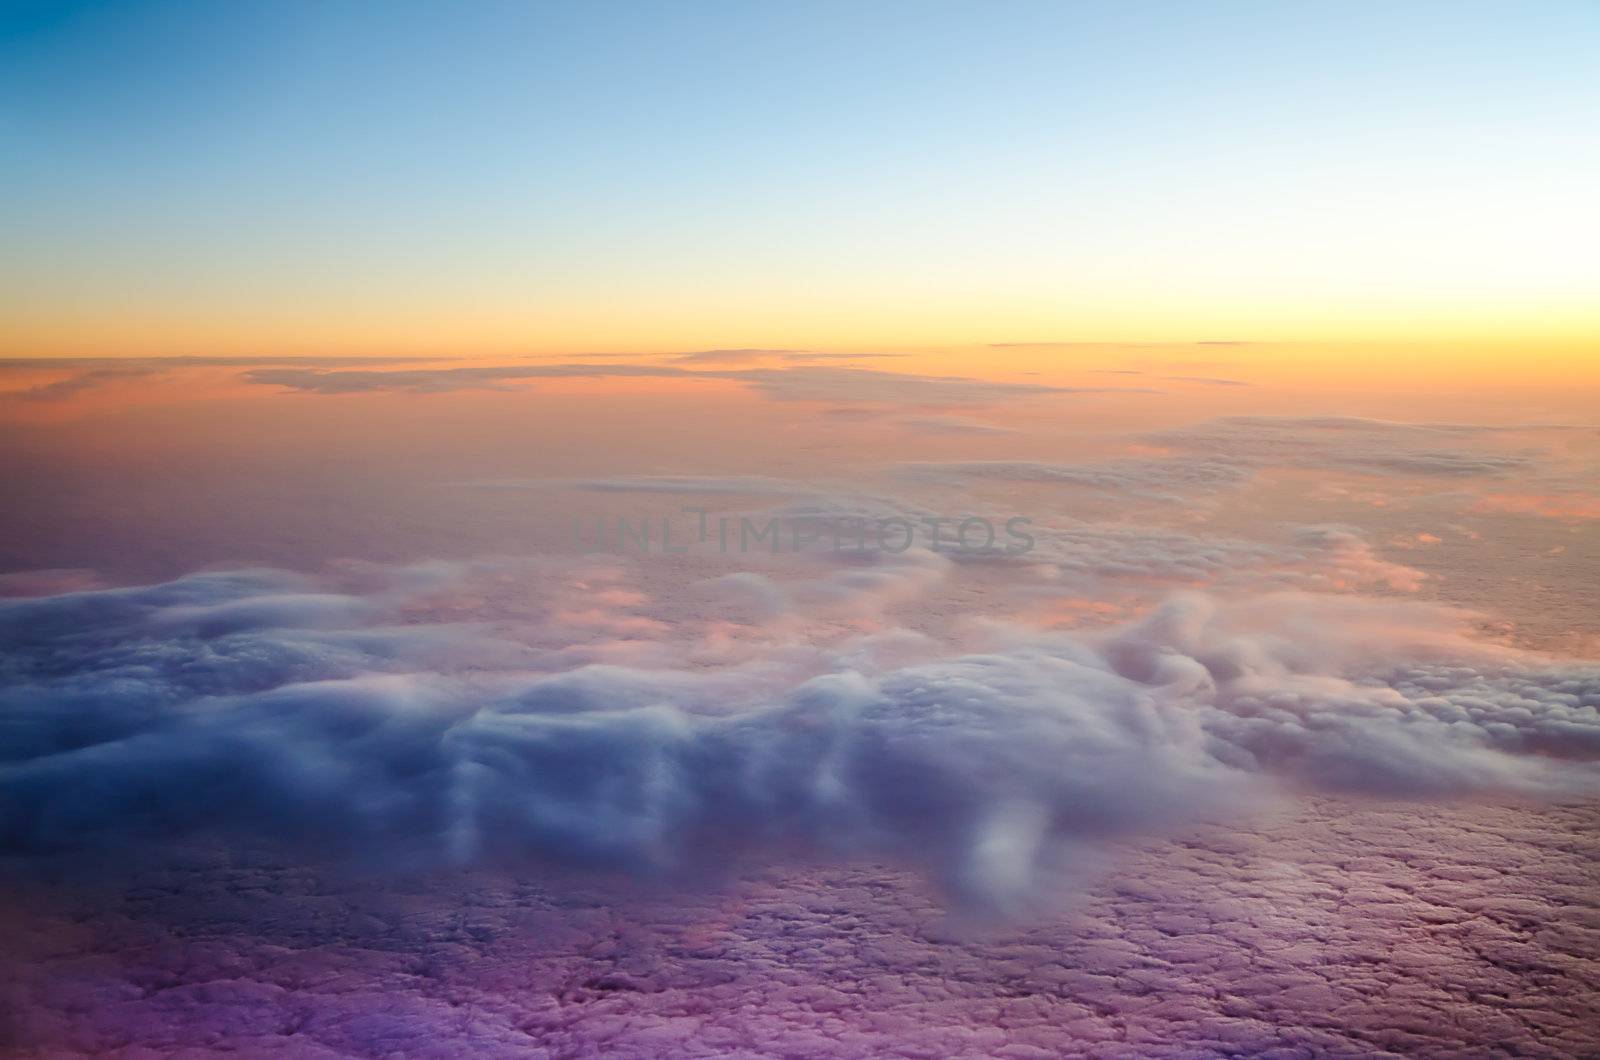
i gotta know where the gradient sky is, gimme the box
[3,0,1599,357]
[7,10,1600,1054]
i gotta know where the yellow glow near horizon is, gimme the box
[4,295,1597,389]
[7,2,1599,379]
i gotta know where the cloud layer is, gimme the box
[243,362,1143,404]
[1142,416,1546,478]
[3,564,1597,912]
[9,797,1597,1057]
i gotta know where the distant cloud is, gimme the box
[1473,492,1600,521]
[0,356,449,401]
[1006,521,1427,596]
[670,350,910,365]
[465,475,821,496]
[985,340,1254,348]
[667,349,808,365]
[780,352,910,361]
[902,457,1253,501]
[725,367,1150,405]
[1164,376,1251,387]
[0,356,450,371]
[245,362,1150,405]
[3,366,161,401]
[245,363,691,394]
[895,416,1019,436]
[1144,415,1544,478]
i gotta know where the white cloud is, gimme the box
[3,563,1595,915]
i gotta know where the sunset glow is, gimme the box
[5,2,1600,364]
[4,3,1600,1058]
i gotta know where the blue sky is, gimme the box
[3,0,1597,354]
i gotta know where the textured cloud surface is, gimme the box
[3,367,1599,1056]
[898,415,1589,513]
[903,457,1256,501]
[4,566,1597,915]
[5,799,1598,1058]
[1142,416,1545,477]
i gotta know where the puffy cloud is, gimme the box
[2,564,1596,915]
[706,547,951,623]
[1279,524,1427,591]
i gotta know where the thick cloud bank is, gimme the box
[3,568,1598,909]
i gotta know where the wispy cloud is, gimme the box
[666,348,808,365]
[244,362,1153,404]
[1143,415,1547,478]
[0,356,451,401]
[464,474,821,496]
[1164,376,1251,387]
[245,363,691,394]
[901,457,1253,501]
[3,366,162,401]
[895,415,1019,436]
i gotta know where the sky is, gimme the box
[5,5,1600,1056]
[3,0,1599,361]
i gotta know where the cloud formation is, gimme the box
[2,366,161,401]
[3,565,1595,912]
[717,367,1131,405]
[666,348,806,364]
[666,350,909,365]
[7,796,1599,1058]
[0,356,450,371]
[902,457,1255,502]
[895,415,1019,436]
[902,414,1584,510]
[243,362,1148,404]
[1143,416,1545,478]
[0,356,446,402]
[465,475,821,496]
[245,363,690,394]
[1163,376,1251,387]
[1006,521,1428,597]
